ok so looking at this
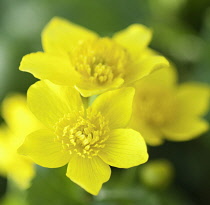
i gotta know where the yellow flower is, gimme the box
[18,80,148,195]
[19,17,169,97]
[129,66,210,146]
[0,94,42,189]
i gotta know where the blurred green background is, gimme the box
[0,0,210,204]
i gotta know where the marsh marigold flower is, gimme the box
[19,17,169,97]
[0,94,42,189]
[129,66,210,146]
[18,80,148,195]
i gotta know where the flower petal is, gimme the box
[99,129,148,168]
[20,52,78,86]
[134,64,177,88]
[129,117,164,146]
[1,94,42,140]
[0,126,35,189]
[18,129,70,168]
[162,117,209,141]
[91,87,135,129]
[176,83,210,116]
[27,80,83,129]
[125,55,169,85]
[9,155,35,189]
[75,77,124,97]
[42,17,98,54]
[0,126,16,175]
[113,24,152,58]
[66,155,111,195]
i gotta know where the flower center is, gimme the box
[134,85,178,127]
[55,109,109,158]
[71,37,130,85]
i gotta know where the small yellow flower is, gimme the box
[19,17,169,97]
[129,66,210,146]
[18,81,148,195]
[0,94,42,189]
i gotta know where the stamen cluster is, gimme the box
[55,109,110,158]
[71,38,130,85]
[135,86,178,127]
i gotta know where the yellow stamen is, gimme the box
[135,85,178,127]
[71,37,130,85]
[55,108,109,158]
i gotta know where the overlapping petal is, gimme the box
[124,55,169,85]
[99,129,148,168]
[91,87,135,129]
[75,77,124,97]
[134,64,177,88]
[113,24,152,58]
[66,155,111,195]
[18,129,70,168]
[42,17,98,54]
[27,80,83,129]
[20,52,78,86]
[129,117,164,146]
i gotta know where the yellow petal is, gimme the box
[42,17,98,54]
[75,77,124,97]
[91,87,135,129]
[141,128,164,146]
[125,55,169,85]
[18,129,70,168]
[99,129,148,168]
[162,117,209,141]
[1,94,42,141]
[129,117,164,146]
[66,155,111,195]
[0,126,16,175]
[20,52,78,86]
[113,24,152,58]
[134,64,177,88]
[0,130,35,189]
[0,132,35,189]
[9,155,35,189]
[176,83,210,116]
[27,80,83,129]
